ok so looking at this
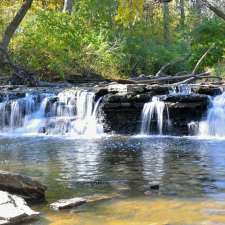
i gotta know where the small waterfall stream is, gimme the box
[170,84,192,95]
[199,92,225,137]
[0,90,104,137]
[140,96,170,135]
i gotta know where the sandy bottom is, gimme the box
[33,198,225,225]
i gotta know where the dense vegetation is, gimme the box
[0,0,224,80]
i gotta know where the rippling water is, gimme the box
[1,135,225,224]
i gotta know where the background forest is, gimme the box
[0,0,224,81]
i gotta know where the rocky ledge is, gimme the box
[100,83,213,135]
[0,170,47,202]
[0,82,223,136]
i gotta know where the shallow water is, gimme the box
[1,135,225,224]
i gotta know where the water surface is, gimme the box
[1,135,225,224]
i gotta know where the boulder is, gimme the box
[0,171,47,202]
[50,197,87,210]
[0,191,40,225]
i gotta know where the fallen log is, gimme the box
[129,72,211,84]
[173,74,222,86]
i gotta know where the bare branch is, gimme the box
[192,44,215,75]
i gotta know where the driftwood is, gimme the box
[173,74,222,86]
[117,71,221,86]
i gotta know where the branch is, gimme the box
[173,73,221,85]
[0,0,33,50]
[201,0,225,20]
[192,44,215,75]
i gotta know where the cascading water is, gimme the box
[198,92,225,137]
[140,96,170,135]
[170,84,192,95]
[0,90,104,137]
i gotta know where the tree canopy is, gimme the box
[0,0,224,80]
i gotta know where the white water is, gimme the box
[140,96,170,135]
[0,90,104,137]
[170,84,192,95]
[199,92,225,137]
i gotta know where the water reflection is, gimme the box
[1,136,225,200]
[57,140,101,184]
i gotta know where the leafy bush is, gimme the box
[190,19,225,73]
[7,1,224,80]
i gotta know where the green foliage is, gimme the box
[1,0,224,80]
[190,19,225,73]
[12,8,123,79]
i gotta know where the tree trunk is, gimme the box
[202,0,225,21]
[63,0,73,14]
[0,0,33,51]
[162,1,170,45]
[0,0,38,87]
[195,0,202,17]
[180,0,185,27]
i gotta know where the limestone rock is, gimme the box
[108,84,146,94]
[0,191,40,225]
[50,197,87,210]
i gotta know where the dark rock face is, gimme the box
[166,95,209,135]
[192,85,222,96]
[101,88,210,135]
[0,171,47,202]
[102,101,143,134]
[102,91,151,134]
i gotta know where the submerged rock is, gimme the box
[85,194,114,203]
[50,194,114,211]
[0,191,40,225]
[50,197,87,210]
[0,171,47,202]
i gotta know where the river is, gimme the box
[1,135,225,224]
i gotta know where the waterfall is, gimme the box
[0,93,38,131]
[198,92,225,137]
[170,84,192,95]
[140,96,169,135]
[0,90,104,137]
